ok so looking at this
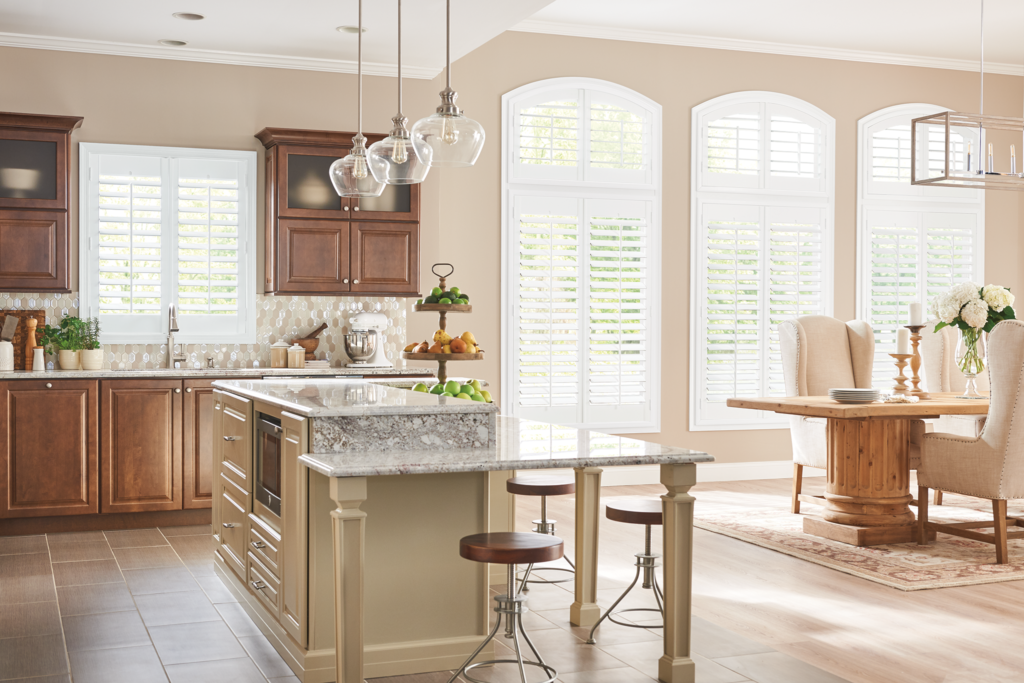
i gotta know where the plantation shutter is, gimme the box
[514,90,581,182]
[924,213,977,301]
[702,104,761,189]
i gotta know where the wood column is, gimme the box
[329,477,367,683]
[659,463,697,683]
[570,466,603,627]
[803,417,922,546]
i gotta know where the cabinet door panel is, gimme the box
[352,182,419,221]
[0,380,98,518]
[278,219,350,293]
[101,380,182,513]
[281,411,309,646]
[183,379,216,509]
[0,210,69,292]
[350,221,419,294]
[276,144,350,219]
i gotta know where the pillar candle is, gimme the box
[896,328,911,355]
[909,302,923,326]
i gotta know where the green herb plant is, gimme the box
[38,315,98,355]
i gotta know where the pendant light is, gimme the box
[329,0,385,198]
[411,0,485,168]
[368,0,430,184]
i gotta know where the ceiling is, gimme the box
[516,0,1024,74]
[0,0,554,77]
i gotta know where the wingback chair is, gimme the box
[918,321,989,505]
[917,319,1024,564]
[779,316,875,514]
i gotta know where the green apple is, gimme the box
[429,384,445,395]
[442,391,455,397]
[470,393,485,402]
[460,384,475,396]
[470,379,483,393]
[449,287,461,298]
[480,390,493,403]
[455,392,472,400]
[444,380,461,394]
[431,286,443,297]
[412,383,428,393]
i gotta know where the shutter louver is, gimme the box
[769,116,818,179]
[177,175,240,315]
[97,173,163,315]
[867,216,920,387]
[519,100,579,168]
[589,102,644,170]
[925,220,976,301]
[707,113,759,176]
[872,125,912,183]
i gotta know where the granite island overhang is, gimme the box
[209,377,713,683]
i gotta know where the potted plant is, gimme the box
[38,315,90,370]
[80,317,103,370]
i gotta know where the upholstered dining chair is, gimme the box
[917,319,1024,564]
[917,321,989,505]
[779,316,875,514]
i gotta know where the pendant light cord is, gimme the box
[979,0,984,119]
[358,0,363,135]
[397,0,403,113]
[445,0,451,90]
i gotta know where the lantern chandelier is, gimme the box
[911,0,1024,191]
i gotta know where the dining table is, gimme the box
[726,393,989,546]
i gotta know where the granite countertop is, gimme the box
[0,366,435,380]
[212,378,498,418]
[299,416,713,477]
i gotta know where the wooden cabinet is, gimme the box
[212,388,253,581]
[280,411,309,646]
[183,379,219,509]
[101,379,182,513]
[0,112,83,292]
[0,380,98,518]
[256,127,420,296]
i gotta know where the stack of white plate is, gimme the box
[828,388,880,404]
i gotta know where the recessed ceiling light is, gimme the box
[158,39,188,47]
[172,12,205,20]
[336,25,367,34]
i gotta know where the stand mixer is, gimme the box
[343,312,393,368]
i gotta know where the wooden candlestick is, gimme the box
[905,325,929,399]
[889,353,913,395]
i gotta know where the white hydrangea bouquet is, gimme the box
[932,282,1016,382]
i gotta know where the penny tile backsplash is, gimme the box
[1,293,408,370]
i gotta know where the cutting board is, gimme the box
[1,310,45,370]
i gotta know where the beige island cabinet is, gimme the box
[211,378,712,683]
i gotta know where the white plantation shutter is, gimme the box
[692,93,834,430]
[504,78,661,433]
[80,144,256,344]
[857,105,984,386]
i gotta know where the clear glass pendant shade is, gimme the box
[367,133,431,184]
[329,145,384,198]
[411,112,485,168]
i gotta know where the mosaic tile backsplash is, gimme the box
[2,292,409,370]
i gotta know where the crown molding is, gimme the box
[511,20,1024,77]
[0,31,441,79]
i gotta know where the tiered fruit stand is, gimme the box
[402,264,482,384]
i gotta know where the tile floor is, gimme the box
[0,513,847,682]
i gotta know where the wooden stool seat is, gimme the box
[606,499,663,526]
[459,532,564,565]
[506,475,576,497]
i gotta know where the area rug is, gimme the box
[692,488,1024,591]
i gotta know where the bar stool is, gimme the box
[446,532,562,683]
[586,499,663,645]
[506,475,576,592]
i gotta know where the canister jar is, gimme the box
[287,343,306,369]
[271,340,290,368]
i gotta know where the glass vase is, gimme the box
[955,328,986,398]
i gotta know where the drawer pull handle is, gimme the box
[45,383,52,389]
[222,522,238,528]
[251,541,266,550]
[251,580,266,592]
[223,436,241,441]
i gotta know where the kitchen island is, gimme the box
[211,378,712,683]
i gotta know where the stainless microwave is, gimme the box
[255,414,282,517]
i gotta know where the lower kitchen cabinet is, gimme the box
[183,379,219,509]
[101,379,183,513]
[0,380,98,518]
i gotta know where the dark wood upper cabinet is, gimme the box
[0,112,82,292]
[256,127,420,296]
[351,222,419,294]
[0,380,98,518]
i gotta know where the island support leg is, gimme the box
[659,463,696,683]
[570,466,603,627]
[330,477,368,683]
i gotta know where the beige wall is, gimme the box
[2,35,1022,463]
[435,31,1024,463]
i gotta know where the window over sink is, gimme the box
[79,143,258,344]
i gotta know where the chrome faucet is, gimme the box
[167,304,186,369]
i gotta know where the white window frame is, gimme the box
[690,91,836,431]
[856,104,984,385]
[79,143,258,345]
[501,77,662,434]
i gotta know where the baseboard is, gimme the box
[526,462,825,487]
[0,508,211,536]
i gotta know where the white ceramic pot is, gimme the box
[80,349,104,371]
[58,349,81,370]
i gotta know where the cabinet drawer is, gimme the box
[219,393,252,490]
[218,474,248,581]
[247,552,281,618]
[248,515,280,576]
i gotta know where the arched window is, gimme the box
[857,104,984,386]
[690,92,835,430]
[502,78,662,433]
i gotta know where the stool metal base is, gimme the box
[516,502,576,594]
[586,524,665,645]
[448,565,558,683]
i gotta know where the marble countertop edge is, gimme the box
[0,367,435,380]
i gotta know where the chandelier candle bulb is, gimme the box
[909,302,923,326]
[968,140,972,172]
[988,143,994,173]
[1013,144,1017,175]
[896,328,911,355]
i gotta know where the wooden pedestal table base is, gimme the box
[802,417,931,547]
